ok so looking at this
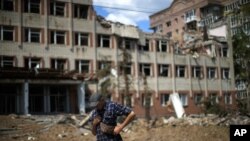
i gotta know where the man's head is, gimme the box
[89,93,105,110]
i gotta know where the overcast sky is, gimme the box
[93,0,173,32]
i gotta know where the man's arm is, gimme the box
[113,111,135,135]
[91,116,101,135]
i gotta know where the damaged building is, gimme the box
[0,0,238,117]
[149,0,239,116]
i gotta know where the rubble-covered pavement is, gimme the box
[0,113,249,141]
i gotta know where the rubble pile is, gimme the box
[0,113,249,141]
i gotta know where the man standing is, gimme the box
[89,93,136,141]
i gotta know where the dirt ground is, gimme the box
[0,114,231,141]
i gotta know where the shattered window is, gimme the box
[176,65,185,77]
[192,66,202,78]
[221,45,229,57]
[210,93,218,105]
[75,60,89,73]
[0,56,14,68]
[158,64,169,77]
[142,94,153,107]
[98,35,110,48]
[207,67,216,79]
[50,31,66,44]
[139,63,151,76]
[98,61,111,70]
[194,94,203,104]
[221,68,230,79]
[124,38,135,50]
[224,93,232,105]
[25,28,40,43]
[50,1,65,16]
[157,40,168,52]
[74,4,88,19]
[179,94,188,106]
[139,39,149,51]
[24,58,41,69]
[29,85,44,113]
[236,91,247,99]
[1,0,14,11]
[75,33,89,46]
[51,59,67,71]
[24,0,40,13]
[166,21,171,27]
[120,63,132,75]
[161,94,169,106]
[0,26,14,41]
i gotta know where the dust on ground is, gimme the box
[0,113,249,141]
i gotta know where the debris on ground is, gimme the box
[0,113,249,141]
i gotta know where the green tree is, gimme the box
[231,2,250,113]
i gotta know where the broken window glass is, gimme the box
[1,26,14,41]
[120,63,132,75]
[24,0,40,13]
[29,85,44,113]
[75,60,89,73]
[24,58,41,69]
[158,64,169,77]
[98,61,111,70]
[157,40,167,52]
[192,66,202,78]
[139,39,149,51]
[51,59,66,71]
[50,1,65,16]
[179,94,188,106]
[139,63,151,76]
[224,93,232,105]
[161,94,170,106]
[25,28,40,43]
[2,0,14,11]
[194,94,203,104]
[75,33,88,46]
[0,56,14,68]
[98,35,110,48]
[49,86,67,113]
[207,67,216,79]
[176,65,185,77]
[51,31,65,44]
[74,4,88,19]
[221,68,229,79]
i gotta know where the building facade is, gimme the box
[0,0,236,117]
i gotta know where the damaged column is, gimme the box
[77,82,86,115]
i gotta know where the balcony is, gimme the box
[185,16,197,23]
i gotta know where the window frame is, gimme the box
[75,60,90,74]
[51,58,67,71]
[24,0,40,14]
[207,67,217,79]
[0,56,15,68]
[25,28,41,43]
[98,35,110,48]
[51,31,66,45]
[75,32,89,46]
[50,1,65,16]
[0,26,14,41]
[139,63,151,76]
[176,65,186,77]
[158,64,169,77]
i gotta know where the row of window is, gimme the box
[0,56,230,79]
[0,0,89,19]
[0,25,230,56]
[132,92,232,108]
[225,0,250,12]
